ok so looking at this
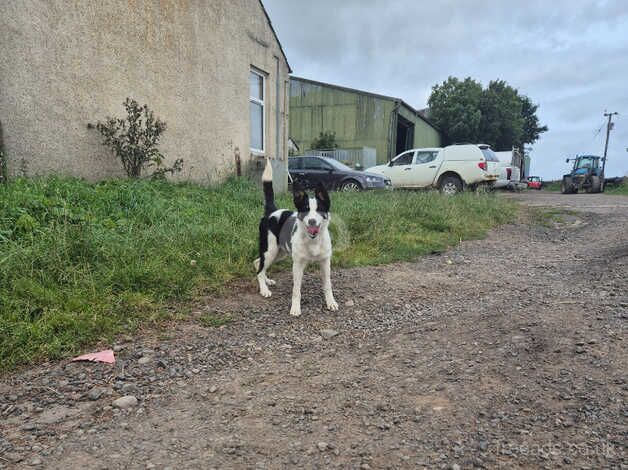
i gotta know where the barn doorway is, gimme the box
[395,114,415,156]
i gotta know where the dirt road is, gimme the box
[1,192,626,469]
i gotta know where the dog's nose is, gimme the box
[307,218,317,227]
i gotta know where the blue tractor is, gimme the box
[561,155,604,194]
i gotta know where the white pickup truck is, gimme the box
[366,144,499,194]
[493,150,527,191]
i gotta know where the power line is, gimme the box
[592,121,605,139]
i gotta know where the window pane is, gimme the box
[304,157,333,170]
[414,151,437,164]
[250,72,263,101]
[250,102,263,150]
[392,151,414,166]
[288,158,301,170]
[481,148,499,161]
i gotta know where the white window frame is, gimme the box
[250,69,265,155]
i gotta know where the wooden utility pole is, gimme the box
[602,111,618,176]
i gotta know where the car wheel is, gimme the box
[439,175,463,195]
[341,180,362,192]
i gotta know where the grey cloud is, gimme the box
[265,0,628,178]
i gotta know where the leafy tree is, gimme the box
[428,76,547,151]
[479,80,523,150]
[93,98,182,179]
[311,131,338,150]
[427,77,483,144]
[517,96,548,148]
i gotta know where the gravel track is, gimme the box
[1,192,626,469]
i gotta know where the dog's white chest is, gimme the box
[292,231,332,262]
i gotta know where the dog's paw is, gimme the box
[326,299,339,311]
[289,304,302,317]
[265,278,276,286]
[260,286,272,298]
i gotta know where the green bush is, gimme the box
[93,98,182,179]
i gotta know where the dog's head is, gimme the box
[293,183,331,239]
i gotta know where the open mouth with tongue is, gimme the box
[306,226,320,237]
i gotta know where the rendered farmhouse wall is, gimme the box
[0,0,290,185]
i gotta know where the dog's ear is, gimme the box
[314,183,330,213]
[293,184,309,212]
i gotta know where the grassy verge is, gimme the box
[605,181,628,195]
[543,181,561,192]
[543,179,627,194]
[0,177,516,370]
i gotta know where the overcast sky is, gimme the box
[265,0,628,179]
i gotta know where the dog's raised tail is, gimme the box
[262,158,277,217]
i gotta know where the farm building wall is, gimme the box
[397,105,441,151]
[289,77,442,164]
[0,0,290,188]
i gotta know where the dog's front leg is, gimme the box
[290,259,306,317]
[320,257,338,311]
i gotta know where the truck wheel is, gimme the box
[561,177,573,194]
[439,175,463,195]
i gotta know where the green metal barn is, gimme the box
[289,76,442,164]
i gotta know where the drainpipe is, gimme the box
[275,57,280,162]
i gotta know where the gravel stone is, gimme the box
[112,396,138,409]
[320,329,339,339]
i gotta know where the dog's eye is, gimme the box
[297,212,308,220]
[317,211,328,220]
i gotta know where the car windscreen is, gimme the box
[288,158,302,170]
[575,157,597,169]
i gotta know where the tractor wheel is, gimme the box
[561,177,573,194]
[586,176,602,193]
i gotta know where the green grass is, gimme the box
[0,177,516,371]
[530,207,579,227]
[605,181,628,195]
[543,181,561,192]
[198,312,232,328]
[543,179,627,194]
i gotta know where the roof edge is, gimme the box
[258,0,292,73]
[290,76,439,131]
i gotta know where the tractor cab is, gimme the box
[561,155,604,194]
[572,156,601,175]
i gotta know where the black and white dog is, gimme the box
[254,158,338,317]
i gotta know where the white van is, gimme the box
[367,144,499,194]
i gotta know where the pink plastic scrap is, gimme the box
[71,349,115,364]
